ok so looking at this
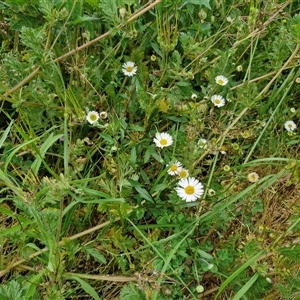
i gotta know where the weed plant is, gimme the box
[1,0,300,299]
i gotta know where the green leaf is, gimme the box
[99,133,115,144]
[143,148,151,163]
[85,247,107,264]
[232,273,260,300]
[175,81,191,87]
[151,42,163,58]
[128,179,154,203]
[135,186,154,202]
[0,121,13,148]
[80,187,112,198]
[67,276,101,300]
[31,133,63,176]
[69,15,101,25]
[130,146,137,164]
[198,249,214,260]
[24,273,44,299]
[150,183,168,193]
[128,125,145,131]
[215,251,264,298]
[185,0,211,9]
[85,0,98,8]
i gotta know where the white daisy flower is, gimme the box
[86,111,100,124]
[197,138,208,149]
[284,120,297,131]
[178,168,189,179]
[167,161,182,175]
[153,132,173,148]
[122,61,137,77]
[211,95,225,107]
[175,177,204,202]
[215,75,228,86]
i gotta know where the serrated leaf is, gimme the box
[120,282,146,300]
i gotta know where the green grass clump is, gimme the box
[1,0,300,299]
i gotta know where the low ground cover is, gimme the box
[0,0,300,299]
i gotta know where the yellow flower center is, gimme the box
[179,170,187,178]
[184,185,195,195]
[90,114,97,121]
[160,139,168,146]
[126,66,133,72]
[288,124,292,128]
[170,165,178,171]
[215,99,221,105]
[218,79,224,85]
